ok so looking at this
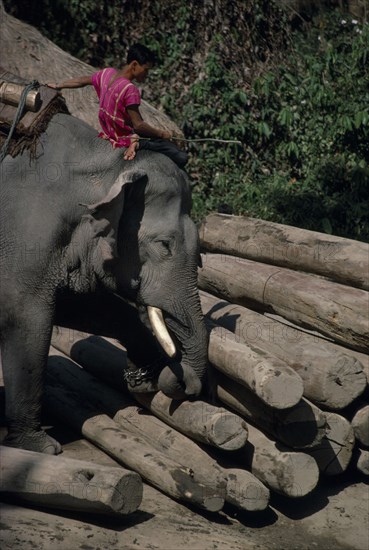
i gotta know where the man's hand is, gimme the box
[160,130,173,140]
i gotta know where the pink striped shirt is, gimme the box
[91,68,141,148]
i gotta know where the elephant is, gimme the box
[0,112,209,454]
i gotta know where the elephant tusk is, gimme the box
[147,306,177,359]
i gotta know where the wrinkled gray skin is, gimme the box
[0,113,208,454]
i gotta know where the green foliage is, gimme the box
[149,9,369,241]
[242,12,369,241]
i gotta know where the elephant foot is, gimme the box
[3,429,62,455]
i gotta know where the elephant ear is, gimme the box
[83,168,146,265]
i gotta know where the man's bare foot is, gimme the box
[124,135,139,161]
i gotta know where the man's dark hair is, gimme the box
[127,44,156,65]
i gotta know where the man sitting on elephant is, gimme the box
[48,43,188,168]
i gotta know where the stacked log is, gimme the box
[306,412,355,475]
[198,214,369,478]
[241,424,319,497]
[50,331,248,451]
[198,253,368,353]
[199,213,369,290]
[0,446,142,516]
[206,321,304,409]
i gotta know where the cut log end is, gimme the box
[225,469,270,511]
[277,453,320,498]
[356,448,369,476]
[201,495,225,513]
[279,400,327,449]
[255,365,304,409]
[308,413,355,475]
[205,412,248,450]
[109,474,143,514]
[351,404,369,447]
[323,357,368,410]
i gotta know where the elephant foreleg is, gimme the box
[1,297,61,454]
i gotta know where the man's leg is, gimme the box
[140,139,188,168]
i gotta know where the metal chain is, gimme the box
[123,358,164,387]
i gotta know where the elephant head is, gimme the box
[84,151,209,399]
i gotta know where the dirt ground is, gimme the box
[0,419,368,550]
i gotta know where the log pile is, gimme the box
[3,213,367,518]
[198,213,368,481]
[43,214,369,514]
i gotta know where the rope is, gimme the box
[0,80,39,163]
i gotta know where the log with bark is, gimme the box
[213,371,327,449]
[134,390,248,451]
[199,213,369,291]
[200,291,368,410]
[0,4,183,135]
[134,392,247,451]
[51,327,128,390]
[44,371,225,512]
[241,424,320,498]
[198,253,369,353]
[206,320,304,409]
[0,445,142,515]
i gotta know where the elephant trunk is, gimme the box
[155,293,209,399]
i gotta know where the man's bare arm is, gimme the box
[127,105,172,140]
[47,75,93,90]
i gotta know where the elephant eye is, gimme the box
[157,239,172,257]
